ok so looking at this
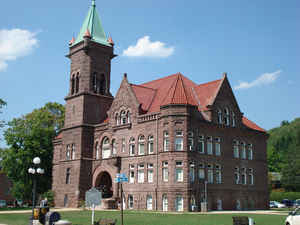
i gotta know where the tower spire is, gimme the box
[92,0,96,6]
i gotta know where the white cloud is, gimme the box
[123,36,174,58]
[234,70,281,90]
[0,29,38,72]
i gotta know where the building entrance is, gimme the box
[95,171,113,198]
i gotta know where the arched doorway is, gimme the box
[95,171,113,198]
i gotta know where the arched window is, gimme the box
[75,74,79,93]
[217,109,222,124]
[71,75,75,95]
[175,195,183,211]
[162,194,168,211]
[189,162,195,183]
[232,111,236,127]
[163,131,169,152]
[188,131,194,151]
[224,108,230,126]
[215,164,222,184]
[121,111,127,125]
[129,137,135,156]
[95,142,100,159]
[249,168,254,185]
[207,164,213,183]
[148,135,154,154]
[127,111,131,123]
[71,144,75,160]
[138,135,145,155]
[102,137,110,159]
[112,139,117,155]
[235,167,240,184]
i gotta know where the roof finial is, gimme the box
[92,0,96,6]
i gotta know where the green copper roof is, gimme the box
[73,0,110,47]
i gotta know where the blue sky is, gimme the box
[0,0,299,147]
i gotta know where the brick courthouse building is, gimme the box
[52,1,269,211]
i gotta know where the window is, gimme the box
[215,137,221,156]
[128,195,134,209]
[175,131,183,151]
[224,108,230,126]
[190,195,196,211]
[241,142,246,159]
[64,194,68,207]
[189,162,195,183]
[248,144,253,160]
[95,142,100,159]
[207,164,213,183]
[75,74,79,93]
[147,164,153,183]
[66,168,71,184]
[216,164,222,184]
[115,113,119,125]
[71,144,75,159]
[162,194,168,211]
[138,135,145,155]
[102,137,111,159]
[217,109,223,124]
[233,140,239,158]
[146,195,153,210]
[198,163,205,180]
[71,75,75,95]
[129,164,135,183]
[163,131,169,152]
[138,164,144,183]
[129,137,135,156]
[162,161,168,182]
[112,139,117,155]
[148,135,154,154]
[93,72,97,93]
[175,161,183,182]
[232,111,236,127]
[235,167,240,184]
[242,168,247,185]
[121,138,125,153]
[249,168,254,185]
[198,135,205,153]
[188,132,194,151]
[175,195,183,212]
[207,136,213,155]
[121,111,127,125]
[127,111,131,123]
[66,145,71,160]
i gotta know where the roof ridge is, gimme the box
[160,74,178,106]
[130,83,157,91]
[171,74,181,103]
[198,78,222,87]
[141,73,179,86]
[178,74,188,104]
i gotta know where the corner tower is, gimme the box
[52,0,115,207]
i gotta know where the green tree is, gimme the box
[0,98,7,140]
[1,102,64,201]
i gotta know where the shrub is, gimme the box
[270,191,300,202]
[41,190,55,207]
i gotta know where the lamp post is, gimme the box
[28,157,44,225]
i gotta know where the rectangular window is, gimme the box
[188,132,194,151]
[130,144,135,156]
[189,162,195,182]
[175,195,183,212]
[122,138,125,153]
[198,163,205,179]
[148,163,153,183]
[235,167,239,184]
[207,136,213,155]
[138,164,144,183]
[163,131,169,152]
[138,143,145,155]
[128,195,134,209]
[175,131,183,151]
[198,135,205,153]
[207,165,213,183]
[175,161,183,182]
[215,137,221,156]
[148,136,154,154]
[129,164,135,183]
[162,161,168,182]
[66,168,71,184]
[215,165,222,184]
[242,168,247,184]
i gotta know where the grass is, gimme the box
[0,207,31,211]
[0,210,287,225]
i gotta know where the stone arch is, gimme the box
[92,164,119,199]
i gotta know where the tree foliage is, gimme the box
[1,102,65,201]
[267,118,300,191]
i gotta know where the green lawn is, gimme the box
[0,210,287,225]
[0,207,31,211]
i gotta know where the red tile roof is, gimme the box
[131,84,156,112]
[242,116,266,132]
